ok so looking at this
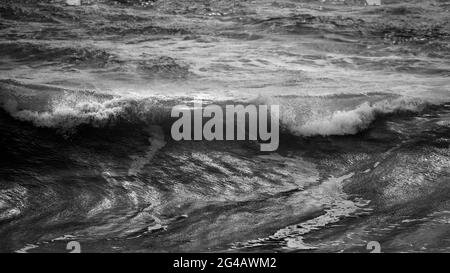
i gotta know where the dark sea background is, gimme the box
[0,0,449,252]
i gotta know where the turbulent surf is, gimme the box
[0,0,449,253]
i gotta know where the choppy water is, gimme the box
[0,0,450,253]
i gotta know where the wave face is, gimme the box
[1,0,450,253]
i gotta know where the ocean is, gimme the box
[0,0,449,253]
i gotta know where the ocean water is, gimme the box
[0,0,449,253]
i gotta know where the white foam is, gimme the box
[281,98,427,136]
[1,93,168,133]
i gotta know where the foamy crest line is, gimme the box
[1,90,431,138]
[280,98,426,136]
[4,98,122,129]
[1,94,169,133]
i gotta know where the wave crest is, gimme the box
[0,81,439,138]
[284,99,426,136]
[255,95,429,137]
[1,93,170,134]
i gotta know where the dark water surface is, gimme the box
[0,0,449,252]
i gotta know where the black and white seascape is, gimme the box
[0,0,450,253]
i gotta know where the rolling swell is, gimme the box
[1,98,449,252]
[1,82,449,252]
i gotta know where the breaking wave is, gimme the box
[280,98,428,136]
[0,82,442,138]
[1,95,171,135]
